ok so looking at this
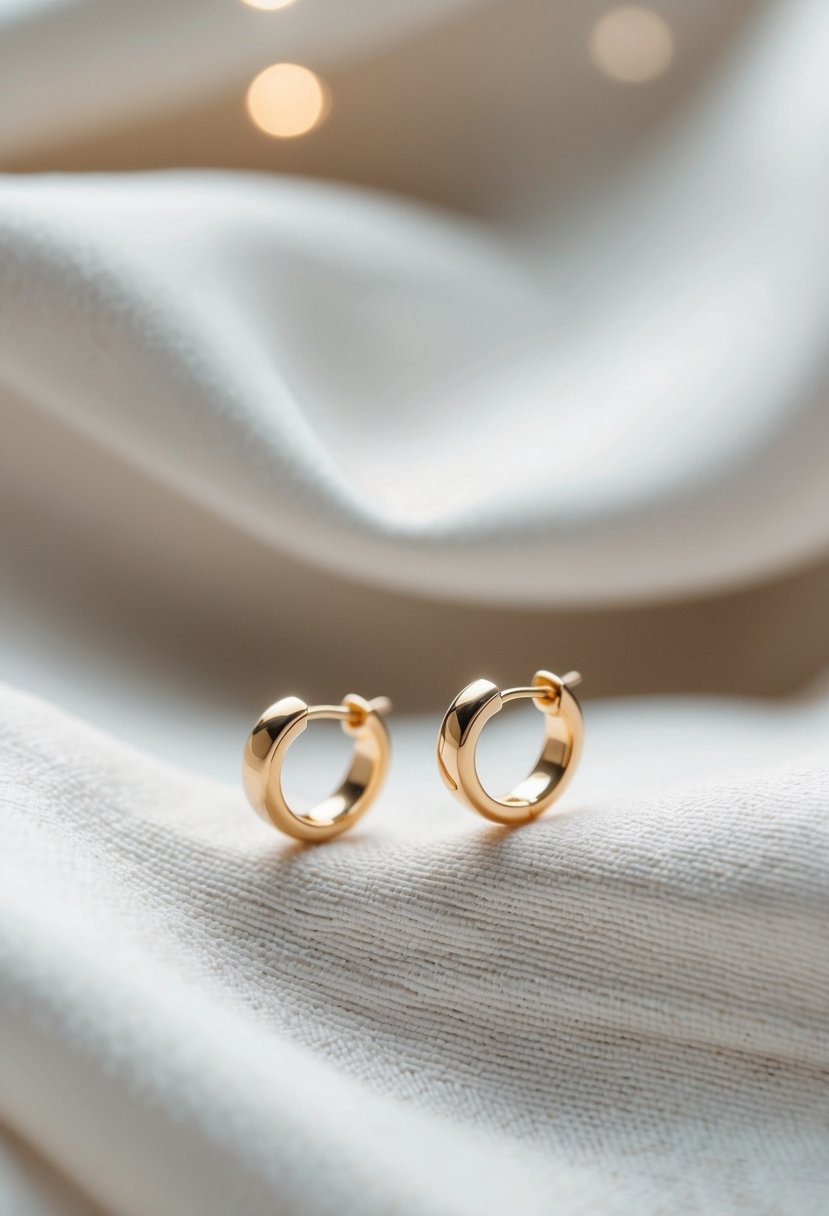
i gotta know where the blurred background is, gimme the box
[2,0,828,781]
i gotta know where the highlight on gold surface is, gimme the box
[589,6,674,83]
[246,63,330,138]
[436,670,584,826]
[240,0,297,9]
[242,693,392,841]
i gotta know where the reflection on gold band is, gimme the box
[242,693,391,841]
[437,670,584,826]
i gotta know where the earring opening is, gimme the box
[242,694,391,842]
[436,670,583,825]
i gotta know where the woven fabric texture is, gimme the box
[2,683,828,1215]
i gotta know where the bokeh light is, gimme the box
[240,0,297,10]
[246,63,330,138]
[589,6,674,84]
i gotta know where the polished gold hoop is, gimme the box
[242,693,391,842]
[436,670,583,825]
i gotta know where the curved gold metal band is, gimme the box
[242,694,391,841]
[436,670,583,825]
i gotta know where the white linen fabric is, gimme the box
[2,0,829,1212]
[2,682,828,1216]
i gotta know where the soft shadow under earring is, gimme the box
[242,693,392,842]
[436,670,583,826]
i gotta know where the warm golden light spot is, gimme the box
[589,6,674,83]
[246,63,329,138]
[240,0,297,10]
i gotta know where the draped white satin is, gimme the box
[2,1,829,603]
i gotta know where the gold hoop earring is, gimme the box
[436,670,583,826]
[242,693,391,842]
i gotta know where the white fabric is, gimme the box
[2,683,828,1216]
[2,0,829,1212]
[2,1,829,603]
[1,156,828,606]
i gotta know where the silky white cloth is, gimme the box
[2,0,829,1212]
[1,160,828,608]
[3,1,829,603]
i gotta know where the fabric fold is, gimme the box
[1,682,827,1214]
[2,168,829,606]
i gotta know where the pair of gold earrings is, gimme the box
[242,669,583,842]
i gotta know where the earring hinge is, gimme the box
[501,671,582,707]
